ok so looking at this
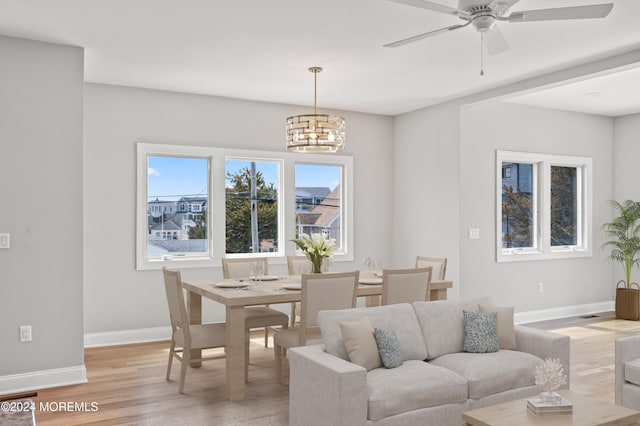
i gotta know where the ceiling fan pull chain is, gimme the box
[480,33,485,76]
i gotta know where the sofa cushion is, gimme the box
[374,327,403,368]
[463,311,499,353]
[430,350,542,399]
[340,316,382,371]
[625,357,640,386]
[478,304,517,350]
[413,297,491,360]
[318,303,428,362]
[366,360,468,421]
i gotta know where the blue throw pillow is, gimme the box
[463,310,499,353]
[374,327,403,368]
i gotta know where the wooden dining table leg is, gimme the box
[225,305,246,401]
[187,290,202,367]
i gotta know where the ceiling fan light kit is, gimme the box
[384,0,614,73]
[286,67,345,154]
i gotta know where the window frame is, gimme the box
[495,150,592,263]
[136,143,354,270]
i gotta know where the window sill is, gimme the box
[497,248,591,263]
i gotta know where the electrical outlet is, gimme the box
[468,228,480,240]
[19,325,32,342]
[538,282,544,293]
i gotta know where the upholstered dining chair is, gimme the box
[221,257,289,350]
[286,256,330,327]
[163,267,226,394]
[273,271,359,384]
[415,256,447,280]
[381,267,433,305]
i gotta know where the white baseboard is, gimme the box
[0,365,86,396]
[84,326,171,348]
[515,301,615,324]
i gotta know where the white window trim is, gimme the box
[496,150,592,263]
[136,143,354,270]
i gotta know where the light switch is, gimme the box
[468,228,480,240]
[0,233,9,249]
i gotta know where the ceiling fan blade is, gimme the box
[384,21,471,48]
[387,0,470,18]
[503,3,613,22]
[484,26,510,55]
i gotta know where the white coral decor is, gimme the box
[535,358,567,392]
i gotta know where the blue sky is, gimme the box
[148,156,340,200]
[148,156,208,200]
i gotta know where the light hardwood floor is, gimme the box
[25,312,640,425]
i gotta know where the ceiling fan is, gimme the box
[384,0,614,55]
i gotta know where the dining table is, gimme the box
[182,273,452,401]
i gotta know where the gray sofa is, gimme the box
[288,298,570,426]
[615,335,640,410]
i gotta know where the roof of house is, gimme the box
[179,196,208,205]
[150,219,180,231]
[307,186,340,227]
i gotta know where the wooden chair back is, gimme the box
[381,267,432,305]
[222,257,269,279]
[299,271,359,345]
[415,256,447,280]
[162,267,190,343]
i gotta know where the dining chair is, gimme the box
[286,256,329,327]
[273,271,359,385]
[163,267,226,394]
[221,257,289,349]
[381,267,433,305]
[415,256,447,280]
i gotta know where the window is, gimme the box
[225,159,280,254]
[146,155,209,260]
[136,143,353,270]
[496,151,592,262]
[294,163,343,250]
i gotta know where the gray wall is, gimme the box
[390,50,640,315]
[391,102,462,298]
[391,97,615,314]
[613,113,640,283]
[459,101,614,310]
[0,36,84,376]
[83,83,393,334]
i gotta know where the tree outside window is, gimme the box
[225,160,279,254]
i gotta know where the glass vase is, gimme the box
[310,256,324,274]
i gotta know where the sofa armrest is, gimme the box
[514,325,570,388]
[615,336,640,405]
[289,344,368,426]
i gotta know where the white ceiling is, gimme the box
[0,0,638,116]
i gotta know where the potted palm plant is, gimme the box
[602,199,640,320]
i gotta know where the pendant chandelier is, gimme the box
[286,67,345,153]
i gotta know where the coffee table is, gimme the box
[462,389,640,426]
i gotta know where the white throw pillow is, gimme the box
[340,316,382,370]
[478,303,517,350]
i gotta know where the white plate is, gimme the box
[253,275,280,281]
[359,278,382,285]
[281,283,302,290]
[215,281,249,289]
